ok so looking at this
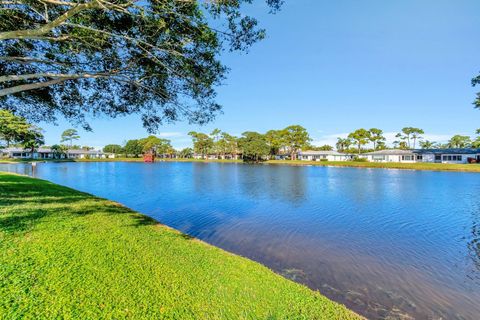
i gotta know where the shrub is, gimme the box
[320,159,328,162]
[353,157,368,162]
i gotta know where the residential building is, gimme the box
[298,150,354,162]
[0,147,114,159]
[363,149,420,163]
[364,148,480,164]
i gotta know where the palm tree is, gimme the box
[335,138,351,152]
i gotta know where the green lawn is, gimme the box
[0,172,360,319]
[3,156,480,173]
[265,160,480,172]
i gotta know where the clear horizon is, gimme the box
[38,0,480,150]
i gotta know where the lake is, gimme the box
[1,161,479,319]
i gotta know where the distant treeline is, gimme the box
[105,126,480,161]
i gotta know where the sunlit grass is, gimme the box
[0,172,360,319]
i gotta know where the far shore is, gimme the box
[2,157,480,173]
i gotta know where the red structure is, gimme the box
[143,153,155,163]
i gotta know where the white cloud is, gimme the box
[158,132,183,137]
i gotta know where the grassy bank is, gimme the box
[264,160,480,172]
[4,156,479,173]
[80,158,480,172]
[0,172,359,319]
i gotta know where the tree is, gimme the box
[139,135,171,156]
[61,129,80,147]
[178,148,194,159]
[472,129,480,148]
[0,110,31,147]
[265,130,285,158]
[124,139,143,158]
[188,131,213,159]
[473,74,480,110]
[21,126,45,155]
[210,128,222,158]
[336,138,352,152]
[368,128,385,151]
[348,129,371,154]
[419,140,437,149]
[396,127,424,149]
[0,1,282,132]
[103,144,123,154]
[238,131,269,162]
[304,144,333,151]
[216,132,238,159]
[282,125,311,160]
[51,144,67,159]
[448,135,472,148]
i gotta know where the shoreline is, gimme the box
[0,172,361,319]
[3,157,480,173]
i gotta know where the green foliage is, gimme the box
[178,147,194,159]
[472,74,480,109]
[51,144,68,159]
[188,131,213,158]
[238,131,270,162]
[304,144,333,151]
[336,138,352,152]
[448,135,472,148]
[139,135,172,155]
[352,157,368,162]
[21,126,45,153]
[419,140,437,149]
[281,125,311,159]
[0,110,31,147]
[60,129,80,146]
[348,129,371,154]
[395,127,424,149]
[368,128,385,150]
[124,139,143,157]
[103,144,123,154]
[0,1,283,131]
[265,130,285,156]
[0,172,359,319]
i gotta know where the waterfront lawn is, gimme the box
[0,172,359,319]
[267,160,480,172]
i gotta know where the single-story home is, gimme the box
[363,149,420,163]
[298,150,355,162]
[413,148,480,164]
[0,147,114,159]
[364,148,480,164]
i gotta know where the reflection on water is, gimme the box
[1,162,480,319]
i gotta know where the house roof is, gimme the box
[1,147,106,154]
[365,149,414,155]
[299,150,345,156]
[414,148,480,155]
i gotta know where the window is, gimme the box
[442,155,463,162]
[416,155,423,160]
[401,155,414,161]
[372,155,385,161]
[435,155,441,161]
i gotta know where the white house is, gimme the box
[364,149,420,163]
[364,148,480,164]
[298,150,354,162]
[0,147,114,159]
[413,149,480,164]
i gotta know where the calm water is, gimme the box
[1,162,479,319]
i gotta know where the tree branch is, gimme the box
[0,72,115,83]
[0,1,98,40]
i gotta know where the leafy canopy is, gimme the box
[0,0,283,131]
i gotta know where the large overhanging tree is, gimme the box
[0,0,282,131]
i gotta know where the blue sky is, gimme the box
[40,0,480,149]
